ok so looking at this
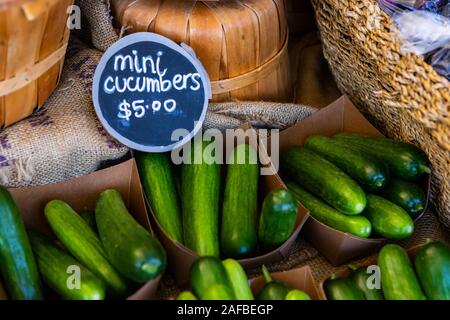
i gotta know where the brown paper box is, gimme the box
[318,245,423,300]
[145,125,310,285]
[250,266,325,300]
[0,159,160,300]
[276,96,430,266]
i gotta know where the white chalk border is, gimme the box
[92,32,212,153]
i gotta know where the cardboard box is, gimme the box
[0,159,160,300]
[276,96,430,266]
[145,125,310,285]
[250,266,325,300]
[319,245,423,300]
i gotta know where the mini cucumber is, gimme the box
[96,189,166,283]
[136,152,183,243]
[222,259,254,300]
[305,135,389,191]
[176,291,197,300]
[258,189,298,250]
[381,179,426,219]
[364,194,414,240]
[0,187,42,300]
[348,265,384,300]
[182,140,221,257]
[286,181,372,238]
[334,133,430,181]
[45,200,128,297]
[281,147,366,215]
[378,244,426,300]
[29,231,105,300]
[257,266,289,300]
[285,290,311,300]
[324,275,366,300]
[191,257,235,300]
[415,241,450,300]
[221,144,259,258]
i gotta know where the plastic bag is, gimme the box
[427,46,450,80]
[393,10,450,55]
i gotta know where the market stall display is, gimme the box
[0,0,449,303]
[275,96,431,265]
[322,241,450,300]
[136,128,310,284]
[311,0,450,231]
[0,160,164,300]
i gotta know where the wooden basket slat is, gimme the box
[121,0,161,33]
[0,12,8,127]
[4,7,46,126]
[154,0,196,44]
[206,0,260,100]
[37,0,71,106]
[188,2,223,81]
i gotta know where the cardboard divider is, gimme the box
[275,96,431,266]
[144,125,310,285]
[1,159,160,300]
[319,244,423,300]
[250,266,325,300]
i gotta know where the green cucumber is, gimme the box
[324,275,366,300]
[348,265,384,300]
[286,181,372,238]
[378,244,426,300]
[258,189,298,250]
[79,211,97,233]
[364,194,414,239]
[29,231,105,300]
[222,259,254,300]
[136,152,183,243]
[305,135,389,191]
[45,200,127,296]
[176,291,197,300]
[0,187,42,300]
[257,266,289,300]
[96,189,166,283]
[191,257,235,300]
[182,140,221,257]
[285,290,311,300]
[333,133,430,181]
[221,144,259,258]
[382,179,426,219]
[415,241,450,300]
[281,147,366,215]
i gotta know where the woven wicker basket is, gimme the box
[0,0,73,128]
[311,0,450,230]
[111,0,292,103]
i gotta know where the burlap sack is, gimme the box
[0,39,129,188]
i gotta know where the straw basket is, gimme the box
[0,0,73,128]
[311,0,450,229]
[111,0,292,103]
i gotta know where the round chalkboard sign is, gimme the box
[93,32,211,152]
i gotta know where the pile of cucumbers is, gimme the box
[282,133,430,239]
[325,241,450,300]
[137,142,298,260]
[0,187,166,300]
[176,257,311,300]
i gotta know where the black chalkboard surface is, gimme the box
[93,33,211,152]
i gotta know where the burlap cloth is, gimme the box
[0,0,446,299]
